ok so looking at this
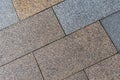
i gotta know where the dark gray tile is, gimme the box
[101,11,120,51]
[53,0,120,34]
[0,8,65,66]
[0,54,43,80]
[0,0,19,29]
[34,22,117,80]
[86,54,120,80]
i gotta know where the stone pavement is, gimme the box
[0,0,120,80]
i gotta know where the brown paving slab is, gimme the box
[64,71,88,80]
[0,54,43,80]
[0,8,64,66]
[85,54,120,80]
[13,0,64,20]
[34,21,117,80]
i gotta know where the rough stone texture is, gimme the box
[64,71,88,80]
[0,0,19,29]
[101,11,120,51]
[0,54,43,80]
[53,0,120,34]
[86,54,120,80]
[0,8,64,66]
[13,0,64,20]
[34,21,117,80]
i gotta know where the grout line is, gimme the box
[0,0,65,32]
[11,0,20,21]
[83,69,90,80]
[18,1,65,21]
[62,52,119,80]
[33,53,45,80]
[61,70,84,80]
[0,23,93,68]
[99,20,118,52]
[52,7,67,36]
[0,20,117,68]
[83,53,118,70]
[0,35,65,68]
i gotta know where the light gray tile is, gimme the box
[0,0,19,29]
[53,0,120,34]
[34,22,117,80]
[0,8,65,66]
[101,11,120,51]
[86,54,120,80]
[0,54,43,80]
[64,71,88,80]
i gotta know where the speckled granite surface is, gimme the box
[34,22,116,80]
[13,0,64,20]
[0,0,120,80]
[0,0,19,29]
[101,11,120,51]
[53,0,120,34]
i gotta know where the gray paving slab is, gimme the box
[0,54,43,80]
[86,54,120,80]
[101,11,120,51]
[53,0,120,34]
[64,71,88,80]
[34,22,117,80]
[0,0,19,29]
[0,8,65,66]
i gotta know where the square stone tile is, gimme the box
[64,71,88,80]
[53,0,120,34]
[13,0,64,20]
[0,8,64,66]
[85,54,120,80]
[34,22,117,80]
[0,0,19,29]
[101,11,120,51]
[0,54,43,80]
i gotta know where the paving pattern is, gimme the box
[0,0,120,80]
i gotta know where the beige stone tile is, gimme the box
[0,8,64,66]
[0,54,43,80]
[86,54,120,80]
[34,21,117,80]
[64,71,88,80]
[13,0,64,20]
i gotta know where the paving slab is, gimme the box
[13,0,64,20]
[0,0,19,29]
[0,8,64,66]
[64,71,88,80]
[0,54,43,80]
[53,0,120,34]
[86,54,120,80]
[34,21,117,80]
[101,11,120,51]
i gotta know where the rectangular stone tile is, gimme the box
[64,71,87,80]
[0,0,19,29]
[0,8,64,66]
[53,0,120,34]
[34,22,117,80]
[85,54,120,80]
[101,11,120,51]
[0,54,43,80]
[13,0,64,20]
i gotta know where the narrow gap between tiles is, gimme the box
[33,53,45,80]
[99,20,118,52]
[62,52,118,80]
[11,0,20,21]
[83,69,90,80]
[52,7,67,36]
